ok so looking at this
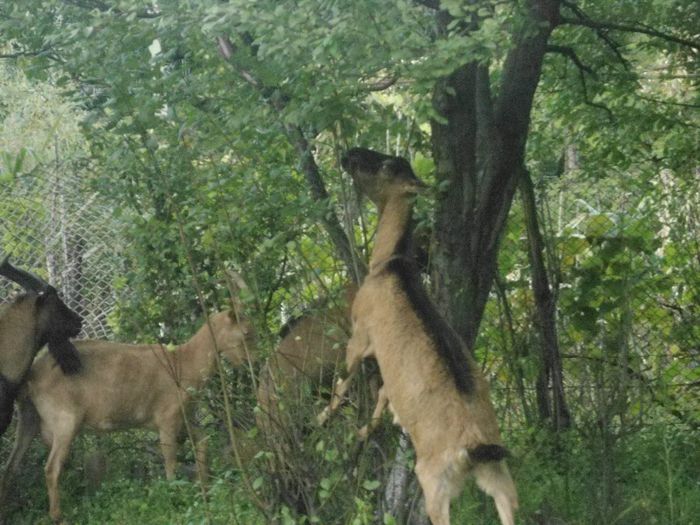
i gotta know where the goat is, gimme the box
[0,307,255,523]
[255,284,356,436]
[0,257,82,436]
[317,148,518,525]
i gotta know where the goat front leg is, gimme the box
[191,427,209,484]
[45,424,78,524]
[158,424,180,480]
[316,367,357,426]
[317,327,370,426]
[415,458,451,525]
[357,386,388,440]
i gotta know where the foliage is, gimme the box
[1,0,698,523]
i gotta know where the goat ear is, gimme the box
[406,178,428,192]
[381,159,427,191]
[380,159,402,177]
[224,269,249,319]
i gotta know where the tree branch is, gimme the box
[64,0,161,18]
[216,37,262,91]
[546,44,614,119]
[364,75,398,92]
[561,17,700,50]
[546,44,595,77]
[560,1,633,68]
[561,16,700,51]
[215,36,364,282]
[0,45,65,63]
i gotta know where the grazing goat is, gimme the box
[0,257,82,436]
[256,284,355,436]
[318,148,518,525]
[0,308,255,523]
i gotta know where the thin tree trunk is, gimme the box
[494,275,532,424]
[394,3,561,522]
[382,432,411,522]
[288,128,366,283]
[519,168,571,430]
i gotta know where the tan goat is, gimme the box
[318,148,518,525]
[0,309,255,523]
[256,284,355,436]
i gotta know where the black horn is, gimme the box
[0,257,49,293]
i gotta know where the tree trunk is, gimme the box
[431,0,560,351]
[519,169,571,430]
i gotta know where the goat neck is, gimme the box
[369,192,415,272]
[173,321,220,388]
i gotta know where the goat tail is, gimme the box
[48,339,82,375]
[468,443,510,463]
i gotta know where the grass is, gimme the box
[1,421,697,524]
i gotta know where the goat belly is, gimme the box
[91,419,119,431]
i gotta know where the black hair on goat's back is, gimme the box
[47,339,82,375]
[384,256,474,395]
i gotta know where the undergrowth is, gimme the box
[1,421,697,524]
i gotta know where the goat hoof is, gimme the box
[316,408,330,426]
[356,426,369,440]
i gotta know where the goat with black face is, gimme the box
[0,257,82,435]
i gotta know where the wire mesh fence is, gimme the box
[0,167,123,340]
[1,156,696,431]
[1,148,698,523]
[486,167,700,435]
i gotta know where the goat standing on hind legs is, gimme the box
[317,148,518,525]
[0,304,255,524]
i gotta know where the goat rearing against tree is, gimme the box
[0,257,82,436]
[0,305,255,524]
[318,148,518,525]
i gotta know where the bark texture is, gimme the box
[430,0,561,351]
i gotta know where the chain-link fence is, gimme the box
[0,168,123,339]
[1,152,698,524]
[487,165,700,436]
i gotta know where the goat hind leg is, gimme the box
[473,461,518,525]
[0,401,41,520]
[158,425,180,480]
[191,426,209,484]
[415,459,451,525]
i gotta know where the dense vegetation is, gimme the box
[0,1,698,523]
